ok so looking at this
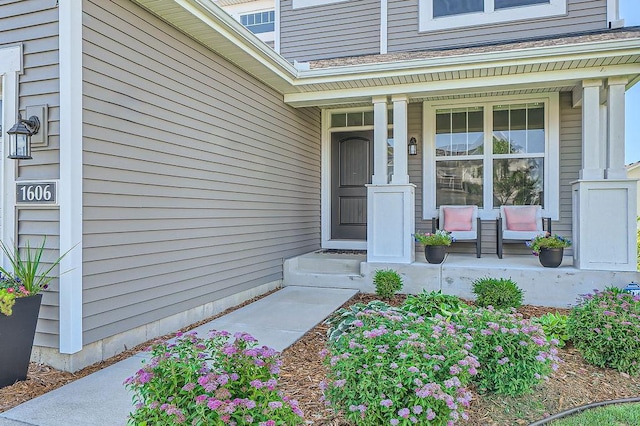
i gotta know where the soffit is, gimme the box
[133,0,298,93]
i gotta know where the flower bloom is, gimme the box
[380,399,393,407]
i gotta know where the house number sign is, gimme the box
[16,182,56,204]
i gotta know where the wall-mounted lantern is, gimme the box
[408,137,418,156]
[6,115,40,160]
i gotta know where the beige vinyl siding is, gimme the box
[82,0,321,344]
[388,0,607,53]
[410,92,577,256]
[280,0,380,62]
[1,1,61,348]
[17,209,61,348]
[556,92,580,251]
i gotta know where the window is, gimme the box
[424,95,559,219]
[495,0,550,8]
[239,11,275,34]
[433,0,483,17]
[492,103,545,206]
[419,0,566,31]
[435,107,484,207]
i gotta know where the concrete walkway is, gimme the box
[0,286,357,426]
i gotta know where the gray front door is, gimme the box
[331,131,373,240]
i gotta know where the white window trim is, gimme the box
[292,0,350,9]
[422,93,559,221]
[419,0,567,32]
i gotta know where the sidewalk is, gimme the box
[0,286,357,426]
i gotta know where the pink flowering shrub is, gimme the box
[124,330,303,425]
[459,307,560,396]
[568,287,640,374]
[321,309,478,425]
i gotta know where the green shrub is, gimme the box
[472,277,524,310]
[124,331,304,425]
[373,269,403,300]
[567,287,640,375]
[402,290,468,320]
[532,312,569,347]
[323,300,404,344]
[322,309,478,425]
[458,307,560,396]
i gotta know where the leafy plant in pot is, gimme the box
[526,232,572,268]
[0,238,67,388]
[414,229,454,264]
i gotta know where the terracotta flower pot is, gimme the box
[424,245,447,264]
[538,247,564,268]
[0,294,42,388]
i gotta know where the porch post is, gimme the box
[367,96,415,264]
[606,77,628,179]
[372,96,388,185]
[572,78,636,271]
[391,95,409,185]
[579,79,604,180]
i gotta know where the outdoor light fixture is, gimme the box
[6,114,40,160]
[408,137,418,156]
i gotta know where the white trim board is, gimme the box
[59,0,84,354]
[0,45,21,271]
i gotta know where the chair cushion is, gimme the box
[443,206,474,231]
[504,206,538,231]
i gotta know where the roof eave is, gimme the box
[133,0,299,93]
[295,38,640,84]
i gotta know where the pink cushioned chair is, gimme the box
[432,205,481,258]
[497,205,551,259]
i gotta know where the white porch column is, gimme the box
[367,184,416,264]
[391,95,409,184]
[606,77,628,179]
[580,79,605,180]
[372,96,388,184]
[572,179,637,271]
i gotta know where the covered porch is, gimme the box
[283,250,640,308]
[286,30,640,273]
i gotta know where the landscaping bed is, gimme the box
[1,290,640,425]
[278,293,640,425]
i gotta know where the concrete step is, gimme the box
[283,252,370,291]
[295,252,365,275]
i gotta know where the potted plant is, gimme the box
[414,230,454,264]
[0,238,67,388]
[526,232,572,268]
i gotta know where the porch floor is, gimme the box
[283,251,640,308]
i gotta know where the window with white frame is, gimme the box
[240,10,275,34]
[420,0,566,31]
[424,95,559,219]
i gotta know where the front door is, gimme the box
[331,131,373,240]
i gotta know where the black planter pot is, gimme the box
[0,294,42,388]
[538,247,564,268]
[424,245,447,264]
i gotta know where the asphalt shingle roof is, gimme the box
[308,26,640,69]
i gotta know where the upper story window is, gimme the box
[240,10,275,34]
[420,0,566,32]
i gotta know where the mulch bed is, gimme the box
[278,293,640,425]
[2,290,640,425]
